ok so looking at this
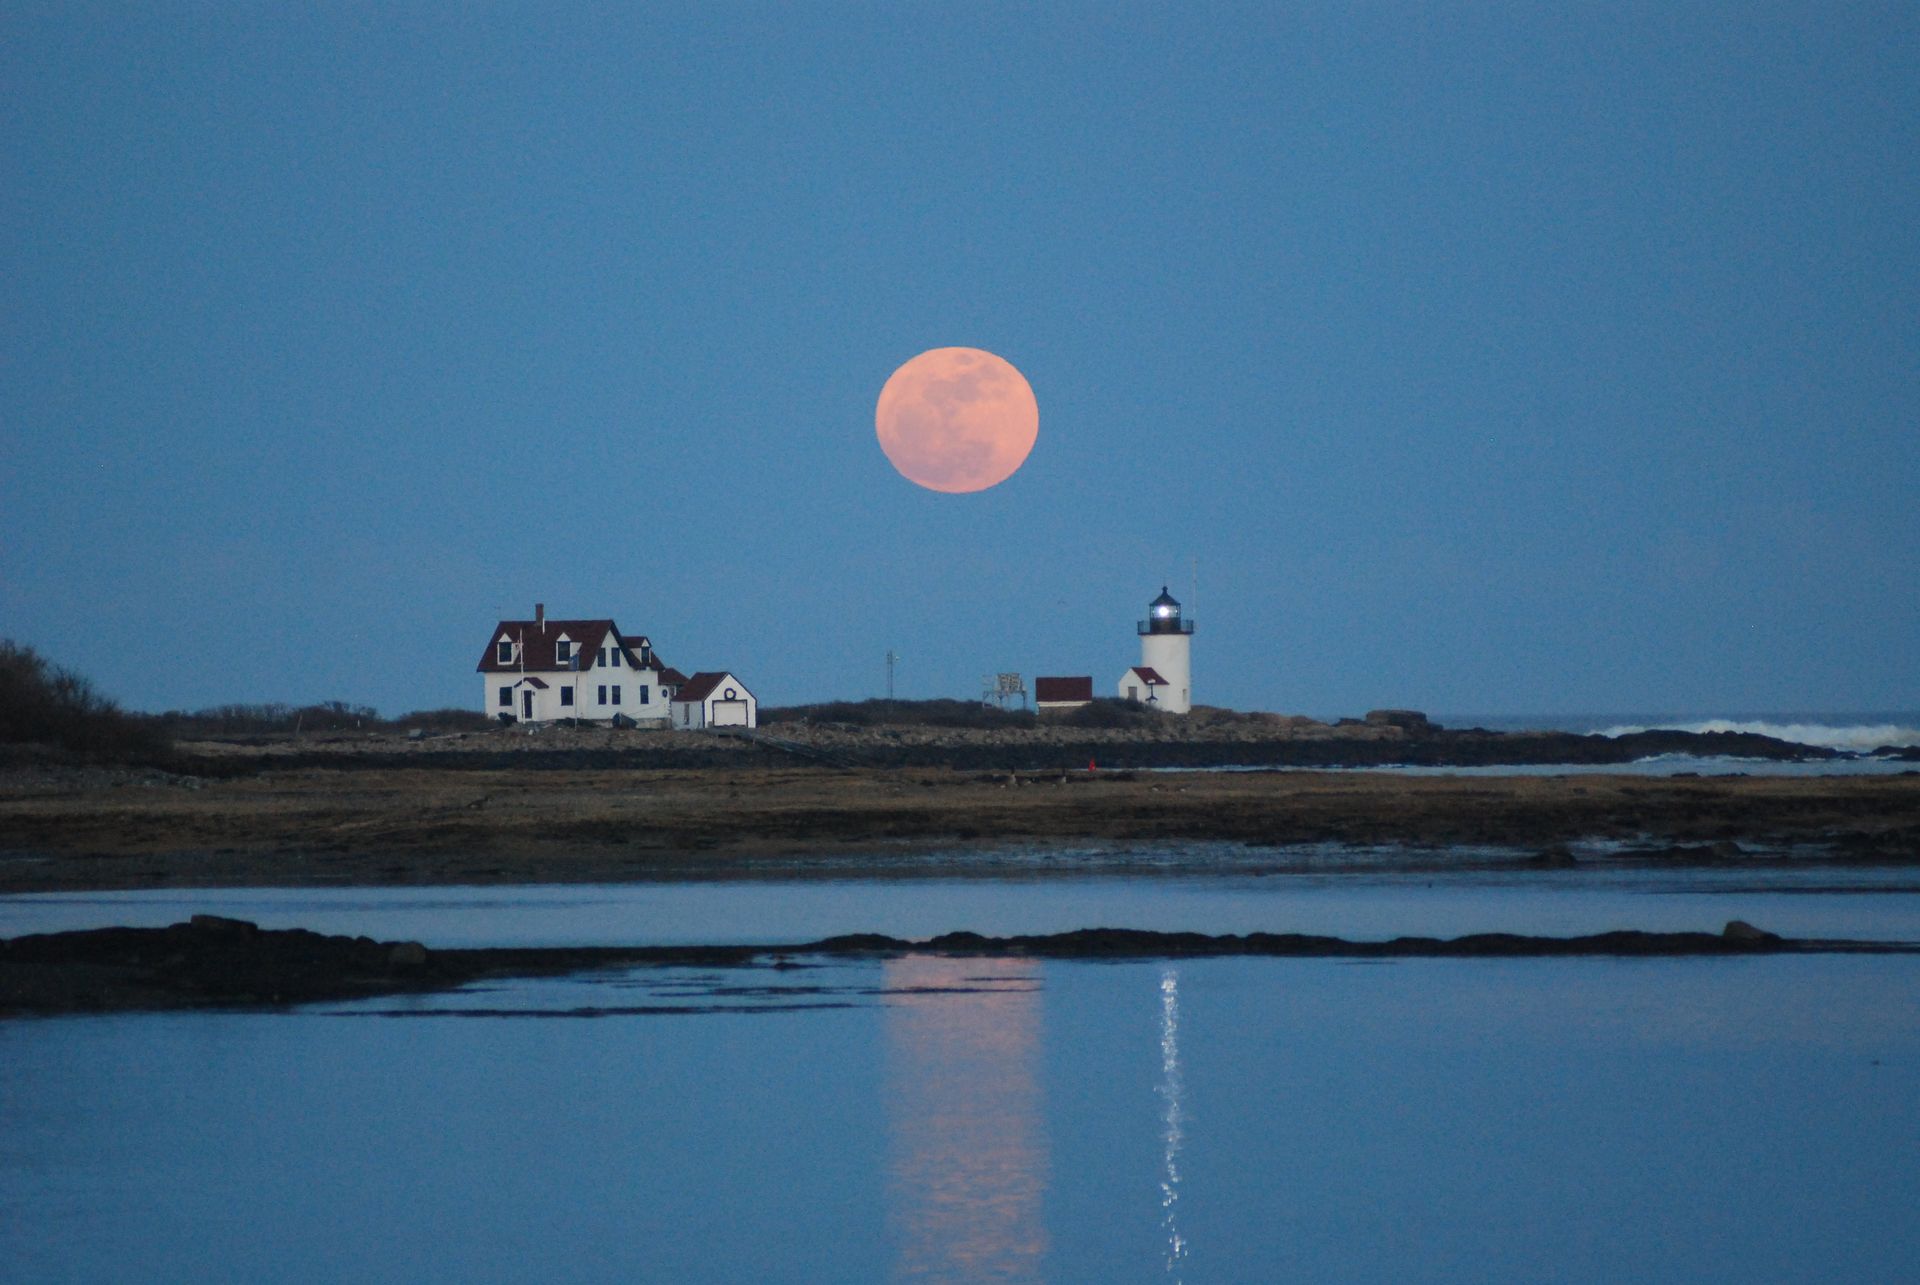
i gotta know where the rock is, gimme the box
[188,914,259,936]
[1646,843,1724,863]
[1365,709,1435,733]
[1721,920,1779,943]
[388,941,429,967]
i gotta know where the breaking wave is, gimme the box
[1599,719,1920,753]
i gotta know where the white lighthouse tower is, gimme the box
[1118,586,1193,714]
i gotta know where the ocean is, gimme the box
[1430,711,1920,754]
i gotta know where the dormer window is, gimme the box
[555,639,573,664]
[497,639,514,664]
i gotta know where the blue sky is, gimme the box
[4,3,1915,718]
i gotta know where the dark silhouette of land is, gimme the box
[7,914,1914,1016]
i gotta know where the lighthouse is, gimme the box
[1118,587,1193,714]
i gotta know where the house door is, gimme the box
[522,689,534,720]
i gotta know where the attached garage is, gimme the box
[671,671,758,730]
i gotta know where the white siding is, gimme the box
[1139,632,1192,714]
[486,675,578,723]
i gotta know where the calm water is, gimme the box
[5,860,1920,946]
[3,952,1917,1282]
[4,861,1919,1282]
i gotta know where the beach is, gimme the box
[3,731,1915,892]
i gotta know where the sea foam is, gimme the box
[1599,719,1920,753]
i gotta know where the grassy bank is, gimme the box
[1,761,1915,893]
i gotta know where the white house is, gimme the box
[670,671,758,730]
[477,604,676,724]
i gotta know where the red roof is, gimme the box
[1035,676,1093,702]
[658,667,690,688]
[672,671,752,704]
[1128,666,1168,685]
[477,617,669,675]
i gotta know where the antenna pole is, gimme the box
[885,649,899,700]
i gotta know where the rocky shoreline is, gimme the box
[16,709,1908,779]
[8,915,1912,1016]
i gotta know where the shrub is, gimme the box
[762,698,1037,730]
[0,639,172,762]
[1057,698,1161,729]
[154,702,493,738]
[391,708,495,733]
[154,701,382,738]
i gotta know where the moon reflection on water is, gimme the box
[1159,968,1189,1281]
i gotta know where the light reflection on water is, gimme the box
[884,956,1048,1282]
[3,953,1920,1281]
[5,852,1920,1281]
[1157,968,1187,1281]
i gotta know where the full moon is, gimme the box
[875,347,1039,493]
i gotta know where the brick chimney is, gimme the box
[535,602,545,631]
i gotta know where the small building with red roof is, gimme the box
[1117,665,1170,708]
[670,671,758,730]
[1034,676,1094,711]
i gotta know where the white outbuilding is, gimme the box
[670,671,758,730]
[1116,665,1171,708]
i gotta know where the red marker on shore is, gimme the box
[1088,757,1097,773]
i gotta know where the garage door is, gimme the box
[711,699,749,727]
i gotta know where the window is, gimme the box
[597,685,607,705]
[610,650,621,667]
[639,688,649,705]
[598,647,608,666]
[611,687,622,705]
[498,687,511,707]
[560,686,574,707]
[556,640,572,663]
[497,640,513,664]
